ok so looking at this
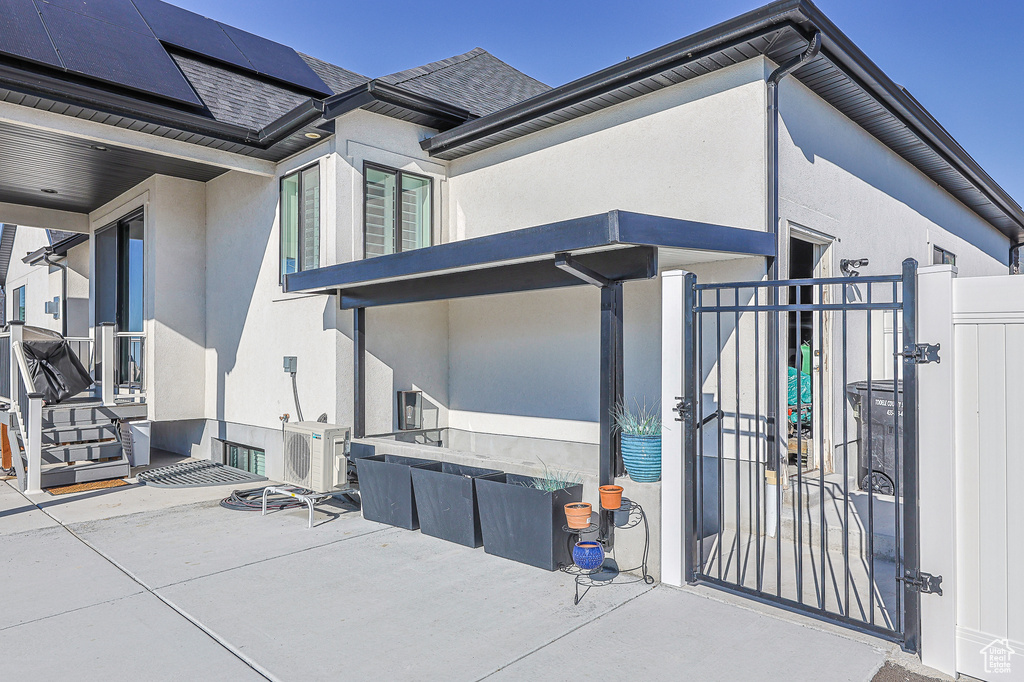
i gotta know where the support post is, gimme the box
[100,322,115,406]
[26,392,42,495]
[353,307,365,439]
[599,282,623,543]
[9,321,23,411]
[659,270,686,586]
[916,263,957,674]
[901,258,922,654]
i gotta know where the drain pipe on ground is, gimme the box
[764,32,821,539]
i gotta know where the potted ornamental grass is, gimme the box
[613,398,662,483]
[476,463,583,571]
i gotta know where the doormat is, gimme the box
[46,479,130,496]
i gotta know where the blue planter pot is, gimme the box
[572,541,604,570]
[621,434,662,482]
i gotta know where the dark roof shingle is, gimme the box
[378,48,550,117]
[299,53,369,96]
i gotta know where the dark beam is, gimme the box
[554,252,610,287]
[353,307,366,438]
[338,247,655,309]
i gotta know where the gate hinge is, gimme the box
[673,396,692,422]
[897,570,943,595]
[897,343,940,364]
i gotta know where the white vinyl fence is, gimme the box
[919,265,1024,681]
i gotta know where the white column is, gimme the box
[26,394,42,495]
[916,263,957,676]
[661,270,685,586]
[101,323,115,406]
[9,322,23,410]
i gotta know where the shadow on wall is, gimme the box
[781,85,1008,264]
[206,172,275,439]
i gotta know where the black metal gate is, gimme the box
[680,259,923,650]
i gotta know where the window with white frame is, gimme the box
[280,163,321,282]
[363,163,432,258]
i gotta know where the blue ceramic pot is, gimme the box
[573,541,605,570]
[621,434,662,482]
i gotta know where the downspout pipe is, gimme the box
[43,253,68,337]
[766,31,822,275]
[764,32,820,539]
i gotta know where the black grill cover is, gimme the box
[22,327,94,404]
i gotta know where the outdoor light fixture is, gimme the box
[40,188,58,194]
[90,144,108,151]
[840,258,869,276]
[304,132,322,139]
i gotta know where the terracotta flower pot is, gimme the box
[599,485,624,510]
[564,502,592,529]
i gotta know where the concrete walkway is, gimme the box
[0,478,899,681]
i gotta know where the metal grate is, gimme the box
[138,460,266,488]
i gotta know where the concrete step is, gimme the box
[42,440,122,464]
[42,423,120,445]
[41,402,147,428]
[40,457,129,488]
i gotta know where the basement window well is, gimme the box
[225,442,266,477]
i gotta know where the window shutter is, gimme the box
[364,167,396,257]
[300,166,320,271]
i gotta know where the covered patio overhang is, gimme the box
[285,210,774,535]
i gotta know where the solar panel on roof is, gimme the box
[217,22,331,96]
[38,1,202,106]
[41,0,152,34]
[131,0,253,71]
[0,0,64,68]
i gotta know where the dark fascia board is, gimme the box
[420,0,1024,240]
[419,1,804,156]
[22,233,89,265]
[284,209,775,294]
[336,246,656,309]
[792,1,1024,240]
[324,80,474,129]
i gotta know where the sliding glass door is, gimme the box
[95,209,145,390]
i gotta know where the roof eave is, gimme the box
[418,0,1024,241]
[324,80,475,130]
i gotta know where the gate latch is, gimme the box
[897,570,943,595]
[673,396,691,423]
[897,343,940,364]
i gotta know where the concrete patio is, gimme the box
[1,469,920,682]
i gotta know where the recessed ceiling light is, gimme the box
[90,144,108,151]
[40,188,58,194]
[304,132,322,140]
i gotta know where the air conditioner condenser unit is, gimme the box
[281,422,351,492]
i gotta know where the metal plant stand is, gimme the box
[560,499,655,604]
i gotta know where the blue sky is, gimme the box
[177,0,1024,203]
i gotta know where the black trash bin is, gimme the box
[410,463,503,548]
[355,454,441,530]
[846,380,903,496]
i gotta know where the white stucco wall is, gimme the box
[446,58,767,238]
[777,68,1009,277]
[88,175,207,422]
[3,226,55,329]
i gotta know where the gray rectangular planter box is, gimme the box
[356,454,441,530]
[410,463,503,548]
[475,473,583,571]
